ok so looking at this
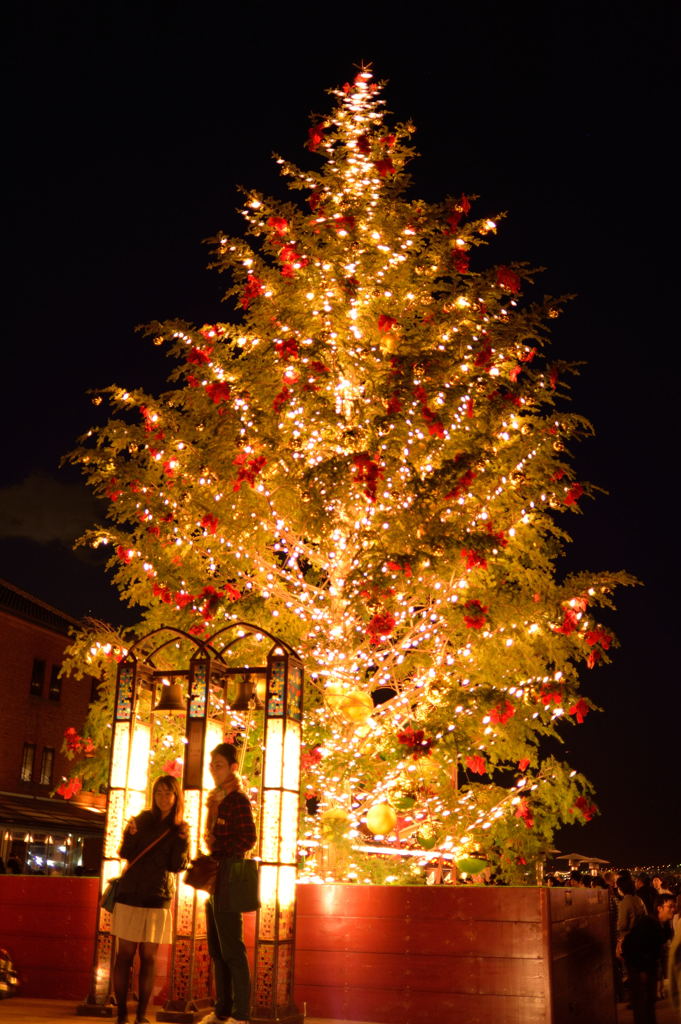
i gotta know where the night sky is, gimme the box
[5,5,678,866]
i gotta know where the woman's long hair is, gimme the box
[150,774,185,828]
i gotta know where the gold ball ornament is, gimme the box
[320,806,350,839]
[414,755,440,783]
[324,684,346,712]
[340,689,374,723]
[366,802,397,835]
[325,686,373,723]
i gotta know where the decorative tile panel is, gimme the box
[116,662,134,721]
[288,664,303,723]
[267,659,285,718]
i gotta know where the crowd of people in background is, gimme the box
[545,868,681,1023]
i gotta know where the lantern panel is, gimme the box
[282,722,301,792]
[129,722,151,785]
[176,881,196,936]
[261,790,282,862]
[109,728,130,788]
[278,864,296,911]
[183,788,202,858]
[278,902,294,942]
[254,942,275,1008]
[259,864,278,939]
[171,936,192,1000]
[203,718,224,790]
[263,718,283,789]
[280,792,299,863]
[103,789,125,857]
[276,943,293,1007]
[93,931,113,1002]
[124,789,145,821]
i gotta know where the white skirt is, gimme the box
[111,902,173,944]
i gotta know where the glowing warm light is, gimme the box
[71,66,627,896]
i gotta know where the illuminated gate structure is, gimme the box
[78,623,304,1024]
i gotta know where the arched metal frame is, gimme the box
[78,623,303,1024]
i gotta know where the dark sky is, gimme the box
[4,5,679,867]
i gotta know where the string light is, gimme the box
[68,67,632,885]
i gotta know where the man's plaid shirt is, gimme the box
[210,788,256,859]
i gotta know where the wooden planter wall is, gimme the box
[294,884,616,1024]
[0,878,615,1024]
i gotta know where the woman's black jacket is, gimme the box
[116,811,188,909]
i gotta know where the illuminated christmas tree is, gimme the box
[67,69,633,882]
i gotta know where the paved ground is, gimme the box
[1,996,678,1023]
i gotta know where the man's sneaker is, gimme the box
[198,1013,229,1024]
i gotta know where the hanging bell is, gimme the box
[230,673,264,711]
[154,680,187,714]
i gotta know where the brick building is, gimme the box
[0,578,104,873]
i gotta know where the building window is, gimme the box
[39,747,55,785]
[30,658,46,696]
[20,743,36,782]
[49,665,62,700]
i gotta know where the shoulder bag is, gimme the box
[184,854,219,894]
[213,857,261,913]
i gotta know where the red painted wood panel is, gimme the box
[296,948,545,996]
[296,911,543,958]
[296,983,548,1024]
[548,887,616,1024]
[296,882,544,922]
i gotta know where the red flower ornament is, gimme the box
[515,797,534,828]
[267,215,289,237]
[374,157,395,177]
[201,513,219,535]
[275,337,300,360]
[453,252,470,274]
[56,776,83,800]
[585,626,612,649]
[352,452,383,502]
[490,700,515,725]
[307,123,325,151]
[572,795,598,821]
[367,611,397,645]
[273,385,292,413]
[241,275,265,309]
[378,314,398,334]
[586,650,602,669]
[461,548,487,571]
[233,453,267,491]
[206,382,231,405]
[463,600,488,629]
[564,483,584,506]
[496,266,521,293]
[187,345,213,366]
[568,698,590,724]
[465,754,487,775]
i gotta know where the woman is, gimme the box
[111,775,189,1024]
[616,872,648,954]
[200,743,256,1024]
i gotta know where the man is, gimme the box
[634,872,657,916]
[200,743,257,1024]
[622,894,675,1024]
